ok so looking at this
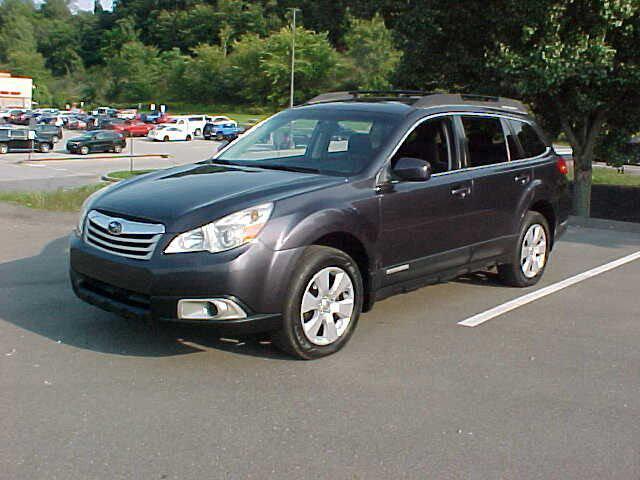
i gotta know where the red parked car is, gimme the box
[110,120,154,137]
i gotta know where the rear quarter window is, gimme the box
[508,120,547,159]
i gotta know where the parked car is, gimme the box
[148,125,192,142]
[92,106,117,117]
[66,130,126,155]
[0,128,54,153]
[110,120,154,137]
[203,121,240,141]
[11,110,32,125]
[139,111,168,124]
[169,115,210,136]
[38,115,64,127]
[69,91,570,359]
[34,124,63,143]
[117,108,138,120]
[67,115,89,130]
[100,117,127,130]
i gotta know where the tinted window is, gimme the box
[394,117,454,174]
[189,116,203,121]
[461,116,508,167]
[509,120,547,158]
[11,130,28,139]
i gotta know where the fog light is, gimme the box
[177,298,247,320]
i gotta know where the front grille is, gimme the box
[84,210,164,260]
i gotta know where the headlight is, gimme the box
[164,203,274,254]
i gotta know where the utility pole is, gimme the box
[289,8,300,108]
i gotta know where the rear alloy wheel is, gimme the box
[39,143,50,153]
[0,143,8,154]
[194,128,202,136]
[272,246,363,359]
[498,211,550,287]
[80,146,89,155]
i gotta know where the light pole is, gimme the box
[289,8,300,108]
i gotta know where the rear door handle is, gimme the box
[451,186,471,198]
[515,174,530,185]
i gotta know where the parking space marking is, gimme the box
[458,250,640,327]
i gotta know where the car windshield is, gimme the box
[215,109,401,176]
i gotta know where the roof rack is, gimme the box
[305,90,430,105]
[303,91,528,113]
[413,93,528,113]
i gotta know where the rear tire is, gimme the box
[195,128,202,136]
[52,136,59,143]
[498,211,550,287]
[272,246,363,359]
[114,145,122,153]
[163,136,169,142]
[186,135,192,141]
[39,143,50,153]
[0,143,8,154]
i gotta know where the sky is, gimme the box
[72,0,114,12]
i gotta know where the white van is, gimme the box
[169,115,211,137]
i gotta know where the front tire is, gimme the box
[163,136,169,142]
[185,135,192,141]
[498,211,550,287]
[272,246,363,359]
[114,145,122,153]
[194,128,202,136]
[0,143,8,154]
[39,143,50,153]
[80,146,89,155]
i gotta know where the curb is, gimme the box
[19,153,171,162]
[569,215,640,234]
[101,174,121,183]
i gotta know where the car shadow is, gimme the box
[0,236,291,360]
[454,270,504,287]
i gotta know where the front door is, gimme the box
[378,116,473,285]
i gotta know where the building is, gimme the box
[0,71,33,109]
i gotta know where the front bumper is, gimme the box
[69,234,304,333]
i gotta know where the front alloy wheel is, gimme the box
[272,246,363,359]
[300,267,355,346]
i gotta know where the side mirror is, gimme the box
[393,157,432,181]
[216,140,230,152]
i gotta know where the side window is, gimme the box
[461,116,508,167]
[509,120,547,159]
[394,117,454,174]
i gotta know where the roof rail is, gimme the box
[305,90,430,105]
[413,93,528,113]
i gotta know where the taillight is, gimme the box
[556,157,569,175]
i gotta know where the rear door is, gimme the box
[378,115,473,285]
[456,114,535,262]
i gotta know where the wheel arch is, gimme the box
[312,231,374,312]
[529,199,557,249]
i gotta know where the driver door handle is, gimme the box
[451,186,471,198]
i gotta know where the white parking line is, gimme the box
[458,250,640,327]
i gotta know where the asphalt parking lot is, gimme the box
[0,129,219,191]
[1,203,639,479]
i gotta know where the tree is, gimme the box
[489,1,640,216]
[230,27,342,105]
[106,40,161,102]
[343,13,401,90]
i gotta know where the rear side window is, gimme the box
[508,120,547,159]
[461,116,508,167]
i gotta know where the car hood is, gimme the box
[92,163,345,232]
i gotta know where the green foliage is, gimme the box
[231,27,342,105]
[0,183,107,212]
[106,40,161,102]
[343,14,401,90]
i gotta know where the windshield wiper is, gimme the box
[250,164,320,174]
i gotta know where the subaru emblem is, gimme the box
[108,221,123,235]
